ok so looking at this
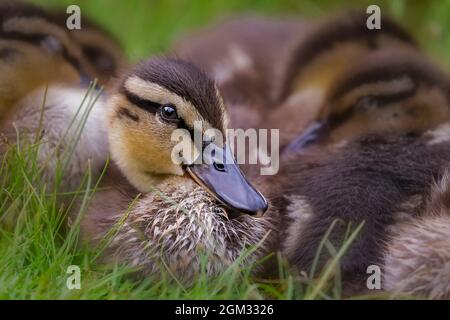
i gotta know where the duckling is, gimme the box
[80,57,273,281]
[0,1,124,119]
[0,1,85,118]
[270,10,418,148]
[0,2,119,190]
[276,9,417,102]
[282,48,450,153]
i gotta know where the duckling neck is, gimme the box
[126,169,177,193]
[109,148,184,193]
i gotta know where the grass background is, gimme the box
[1,0,448,300]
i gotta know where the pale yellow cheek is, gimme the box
[126,129,179,174]
[109,111,183,176]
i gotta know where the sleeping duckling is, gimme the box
[0,1,86,118]
[80,57,273,281]
[276,9,417,102]
[0,1,124,118]
[283,48,450,153]
[0,2,118,190]
[270,10,418,148]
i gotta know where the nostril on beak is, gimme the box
[213,162,226,172]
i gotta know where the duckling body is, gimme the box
[1,85,108,190]
[273,130,450,295]
[174,16,306,130]
[384,164,450,299]
[81,172,275,281]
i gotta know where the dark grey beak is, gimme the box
[186,144,268,217]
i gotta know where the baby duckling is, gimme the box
[283,48,450,153]
[0,2,120,190]
[0,1,86,118]
[80,57,272,281]
[270,10,418,148]
[276,9,417,102]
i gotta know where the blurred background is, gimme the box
[33,0,450,68]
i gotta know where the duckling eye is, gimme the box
[160,104,179,122]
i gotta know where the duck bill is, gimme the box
[282,120,329,155]
[186,144,268,217]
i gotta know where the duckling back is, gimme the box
[173,16,306,130]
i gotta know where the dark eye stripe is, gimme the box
[124,91,161,113]
[327,85,418,130]
[121,87,197,141]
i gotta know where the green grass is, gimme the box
[2,0,449,300]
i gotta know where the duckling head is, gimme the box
[276,10,417,104]
[107,57,268,216]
